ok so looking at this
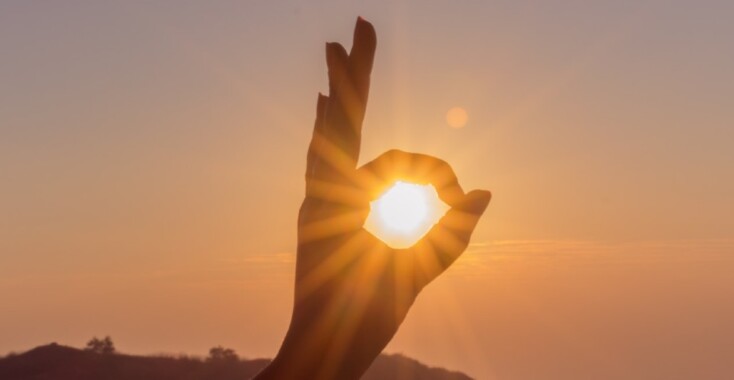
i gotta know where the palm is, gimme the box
[266,18,491,380]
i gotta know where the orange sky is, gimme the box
[1,2,733,379]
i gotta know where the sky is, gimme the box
[1,1,733,379]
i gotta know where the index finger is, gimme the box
[356,149,466,207]
[305,18,377,186]
[348,17,377,124]
[332,17,376,167]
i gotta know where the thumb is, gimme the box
[454,189,492,215]
[435,189,491,250]
[409,189,491,288]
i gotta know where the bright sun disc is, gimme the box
[376,181,430,233]
[364,181,448,248]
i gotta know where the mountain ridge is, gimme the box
[0,343,473,380]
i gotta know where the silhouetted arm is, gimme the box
[254,17,490,380]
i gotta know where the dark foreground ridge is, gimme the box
[0,343,473,380]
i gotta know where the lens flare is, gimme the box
[446,106,468,128]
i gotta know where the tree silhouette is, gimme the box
[207,346,238,362]
[85,336,115,355]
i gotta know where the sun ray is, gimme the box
[317,242,392,378]
[296,231,377,298]
[298,210,368,243]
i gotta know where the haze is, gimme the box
[1,1,733,379]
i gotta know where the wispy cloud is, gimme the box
[452,239,734,276]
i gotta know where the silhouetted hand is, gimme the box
[254,18,491,380]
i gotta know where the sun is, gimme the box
[364,181,448,248]
[375,181,430,233]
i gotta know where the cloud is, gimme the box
[451,239,734,276]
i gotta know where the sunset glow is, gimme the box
[3,3,733,379]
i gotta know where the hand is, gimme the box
[255,17,491,380]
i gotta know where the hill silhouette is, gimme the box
[0,343,473,380]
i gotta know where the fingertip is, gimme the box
[356,16,375,33]
[461,189,492,215]
[474,189,492,203]
[353,17,376,53]
[326,42,347,65]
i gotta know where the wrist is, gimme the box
[253,317,368,380]
[252,323,333,379]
